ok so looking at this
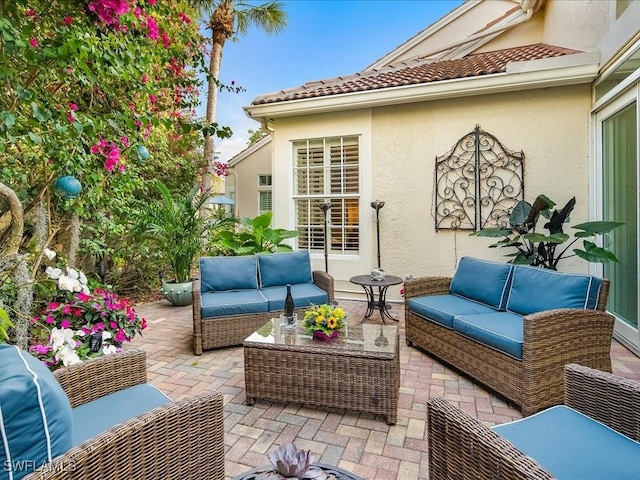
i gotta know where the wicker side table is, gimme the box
[233,463,363,480]
[243,319,400,424]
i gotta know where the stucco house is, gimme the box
[242,0,640,355]
[227,135,272,219]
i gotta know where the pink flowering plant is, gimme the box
[29,254,146,370]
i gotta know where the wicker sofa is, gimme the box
[405,256,615,416]
[193,250,334,354]
[428,364,640,479]
[0,345,225,480]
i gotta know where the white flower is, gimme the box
[102,344,118,355]
[50,327,77,352]
[102,331,112,340]
[81,284,90,295]
[79,271,88,285]
[43,248,57,260]
[46,267,62,280]
[66,267,79,280]
[58,346,81,366]
[58,275,74,292]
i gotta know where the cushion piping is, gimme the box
[16,346,54,463]
[0,404,13,480]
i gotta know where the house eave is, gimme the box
[244,55,599,121]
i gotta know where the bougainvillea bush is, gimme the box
[0,0,232,305]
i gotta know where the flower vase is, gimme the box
[313,330,339,341]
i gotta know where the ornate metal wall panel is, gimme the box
[435,125,524,230]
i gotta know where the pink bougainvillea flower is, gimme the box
[178,12,191,24]
[64,16,74,25]
[60,320,71,329]
[120,136,129,147]
[141,74,148,83]
[110,321,118,329]
[148,94,157,103]
[45,315,55,325]
[69,103,78,111]
[145,15,159,39]
[148,0,157,5]
[29,37,38,48]
[161,31,170,48]
[88,0,130,25]
[66,112,75,123]
[25,9,36,16]
[48,302,59,310]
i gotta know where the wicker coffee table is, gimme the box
[243,319,399,424]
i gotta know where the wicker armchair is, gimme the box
[427,364,640,479]
[24,349,225,480]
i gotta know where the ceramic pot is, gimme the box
[162,281,193,306]
[137,145,150,162]
[54,175,82,198]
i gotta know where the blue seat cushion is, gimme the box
[452,312,524,359]
[450,257,513,310]
[200,290,268,318]
[258,251,313,288]
[407,294,498,329]
[261,284,329,311]
[492,405,640,479]
[72,384,171,446]
[0,344,73,480]
[199,256,258,293]
[506,266,603,316]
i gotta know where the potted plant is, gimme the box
[143,182,212,306]
[249,443,327,480]
[302,304,346,341]
[473,194,623,270]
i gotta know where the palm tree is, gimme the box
[191,0,287,193]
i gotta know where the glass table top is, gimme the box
[244,318,397,355]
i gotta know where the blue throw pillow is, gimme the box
[199,256,259,292]
[258,251,313,288]
[450,257,513,310]
[506,266,599,316]
[0,344,73,480]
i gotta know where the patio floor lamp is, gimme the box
[371,200,385,269]
[319,199,332,272]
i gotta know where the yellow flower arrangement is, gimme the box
[302,304,346,335]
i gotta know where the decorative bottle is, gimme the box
[284,284,295,318]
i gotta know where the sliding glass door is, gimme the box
[598,89,639,352]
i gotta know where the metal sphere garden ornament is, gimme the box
[54,175,82,198]
[136,145,150,162]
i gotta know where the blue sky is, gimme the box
[204,0,464,162]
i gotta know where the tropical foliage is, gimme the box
[473,194,623,269]
[141,181,232,283]
[218,211,298,255]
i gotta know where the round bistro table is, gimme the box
[349,274,403,324]
[233,463,363,480]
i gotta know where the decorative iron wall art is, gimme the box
[435,125,524,231]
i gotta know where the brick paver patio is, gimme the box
[131,299,640,480]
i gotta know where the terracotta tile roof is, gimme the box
[252,44,583,105]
